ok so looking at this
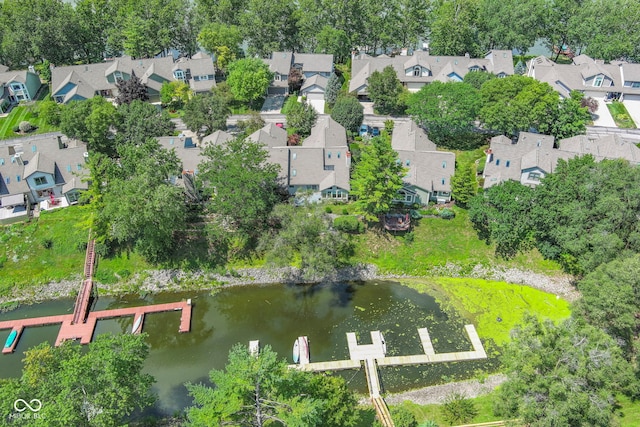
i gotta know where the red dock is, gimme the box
[1,299,193,352]
[1,235,193,354]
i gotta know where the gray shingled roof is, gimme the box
[247,123,288,148]
[350,50,514,94]
[0,70,29,85]
[265,52,293,75]
[391,121,437,152]
[293,53,333,74]
[301,74,328,92]
[51,54,215,102]
[201,130,233,147]
[303,116,347,148]
[157,136,202,173]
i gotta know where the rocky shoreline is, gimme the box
[0,262,579,305]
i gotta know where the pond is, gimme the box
[0,280,497,415]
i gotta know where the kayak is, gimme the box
[4,330,17,348]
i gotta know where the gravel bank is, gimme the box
[0,263,578,305]
[383,374,507,405]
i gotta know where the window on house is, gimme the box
[396,159,401,165]
[5,177,8,184]
[113,71,123,80]
[169,138,174,145]
[274,74,281,81]
[413,66,421,77]
[292,169,297,176]
[441,178,445,185]
[442,161,446,168]
[496,159,500,166]
[67,191,79,204]
[77,164,82,171]
[633,82,640,88]
[31,145,36,152]
[337,152,341,158]
[497,73,506,78]
[528,172,541,181]
[593,75,604,87]
[10,83,24,91]
[406,159,410,166]
[67,165,72,172]
[327,152,331,159]
[174,70,185,81]
[292,152,297,160]
[34,176,47,185]
[506,160,510,167]
[0,158,4,165]
[16,175,20,182]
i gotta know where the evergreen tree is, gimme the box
[451,163,478,206]
[324,72,342,107]
[351,134,406,221]
[330,96,364,134]
[368,65,404,115]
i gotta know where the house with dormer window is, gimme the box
[0,134,90,223]
[51,54,215,104]
[263,52,334,96]
[350,50,513,96]
[0,67,43,113]
[390,121,455,204]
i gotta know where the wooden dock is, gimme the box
[1,300,192,353]
[290,325,486,427]
[2,234,193,354]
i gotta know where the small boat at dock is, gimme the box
[132,316,143,334]
[4,330,17,348]
[293,338,300,363]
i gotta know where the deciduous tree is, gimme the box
[183,92,231,138]
[226,58,273,106]
[115,100,175,146]
[285,99,317,138]
[197,22,243,71]
[186,344,359,427]
[330,96,364,134]
[60,97,118,156]
[551,91,591,139]
[495,316,637,426]
[97,139,186,262]
[479,75,559,136]
[160,81,192,110]
[198,137,281,237]
[0,334,155,426]
[351,134,406,221]
[406,81,481,145]
[468,180,535,258]
[260,204,352,279]
[429,0,482,57]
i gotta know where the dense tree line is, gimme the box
[2,0,640,70]
[469,155,640,275]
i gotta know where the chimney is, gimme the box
[346,151,351,167]
[83,152,89,163]
[14,153,23,166]
[57,135,65,149]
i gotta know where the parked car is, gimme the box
[372,127,380,136]
[359,124,371,137]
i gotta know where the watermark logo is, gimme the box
[14,398,42,412]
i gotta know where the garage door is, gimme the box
[623,94,640,127]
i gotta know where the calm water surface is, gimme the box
[0,281,495,415]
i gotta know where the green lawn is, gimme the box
[0,206,151,298]
[0,105,58,139]
[352,207,563,277]
[607,101,637,129]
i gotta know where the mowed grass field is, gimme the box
[0,105,57,139]
[351,207,562,277]
[0,206,150,298]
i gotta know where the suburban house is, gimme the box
[262,52,333,112]
[527,54,640,101]
[349,50,514,96]
[0,67,43,113]
[247,118,351,201]
[483,131,640,189]
[391,121,456,204]
[0,134,89,223]
[51,53,216,104]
